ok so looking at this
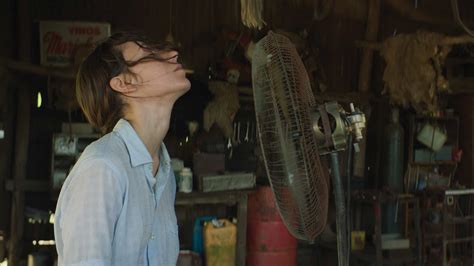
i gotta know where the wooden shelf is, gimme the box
[5,180,49,192]
[6,60,76,79]
[413,116,459,122]
[317,241,419,265]
[175,189,253,206]
[410,161,457,166]
[316,92,377,103]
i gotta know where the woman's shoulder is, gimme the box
[82,132,124,156]
[76,132,130,169]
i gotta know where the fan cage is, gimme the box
[252,31,330,241]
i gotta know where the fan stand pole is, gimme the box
[330,151,349,266]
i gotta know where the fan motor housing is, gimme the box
[312,102,347,154]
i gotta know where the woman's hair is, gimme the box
[76,31,177,134]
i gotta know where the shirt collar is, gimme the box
[113,119,170,168]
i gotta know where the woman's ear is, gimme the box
[109,74,137,94]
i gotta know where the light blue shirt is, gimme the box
[54,119,179,266]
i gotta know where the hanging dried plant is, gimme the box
[241,0,266,29]
[360,30,474,114]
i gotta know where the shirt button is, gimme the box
[150,234,156,240]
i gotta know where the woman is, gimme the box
[54,32,190,266]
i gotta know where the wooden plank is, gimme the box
[8,87,31,265]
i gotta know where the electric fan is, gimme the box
[252,31,366,266]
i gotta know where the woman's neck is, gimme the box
[124,98,174,163]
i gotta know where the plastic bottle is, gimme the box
[179,167,193,193]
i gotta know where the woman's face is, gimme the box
[120,41,191,99]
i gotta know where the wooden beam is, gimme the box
[8,87,31,266]
[358,0,381,93]
[353,0,381,180]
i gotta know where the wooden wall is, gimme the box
[18,0,369,90]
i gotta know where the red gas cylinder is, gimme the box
[247,186,297,266]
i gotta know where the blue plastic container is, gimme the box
[192,216,217,255]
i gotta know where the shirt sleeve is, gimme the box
[56,159,125,266]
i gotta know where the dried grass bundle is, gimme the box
[380,31,451,114]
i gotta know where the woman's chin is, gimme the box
[179,79,191,94]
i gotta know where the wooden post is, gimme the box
[8,0,31,261]
[0,79,14,235]
[374,201,383,264]
[353,0,381,179]
[16,0,31,62]
[414,199,422,266]
[8,86,31,266]
[442,195,447,266]
[236,193,248,266]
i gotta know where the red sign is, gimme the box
[40,21,111,67]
